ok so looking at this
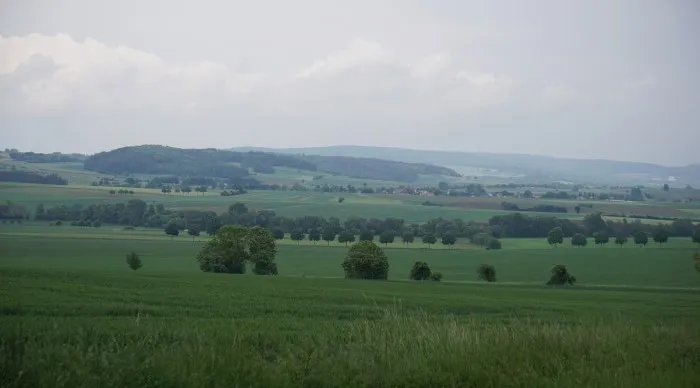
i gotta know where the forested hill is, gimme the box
[233,145,700,185]
[83,145,460,183]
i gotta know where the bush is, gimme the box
[429,272,443,282]
[341,241,389,280]
[477,264,496,282]
[547,264,576,286]
[125,252,142,270]
[55,220,63,226]
[571,233,587,247]
[410,261,432,281]
[693,251,700,272]
[486,238,502,250]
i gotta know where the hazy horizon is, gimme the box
[1,0,698,165]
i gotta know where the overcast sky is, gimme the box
[1,0,698,165]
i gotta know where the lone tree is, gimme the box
[614,235,628,247]
[308,228,321,244]
[290,229,305,244]
[125,252,142,270]
[477,264,496,282]
[195,225,278,275]
[341,241,389,280]
[165,222,179,239]
[546,265,576,286]
[422,233,437,248]
[187,225,201,241]
[593,231,609,247]
[652,228,669,246]
[571,233,588,247]
[322,229,337,246]
[410,261,432,281]
[547,227,564,247]
[441,233,457,248]
[338,231,355,246]
[693,228,700,247]
[402,232,415,246]
[379,231,395,247]
[634,231,649,247]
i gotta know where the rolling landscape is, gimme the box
[2,2,700,386]
[1,144,700,387]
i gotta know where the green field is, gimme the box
[3,157,700,386]
[2,226,700,386]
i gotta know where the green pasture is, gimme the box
[1,225,699,288]
[2,223,700,386]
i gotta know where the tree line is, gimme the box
[0,170,67,185]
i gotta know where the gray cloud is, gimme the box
[0,0,698,165]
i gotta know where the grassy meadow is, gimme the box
[2,225,700,387]
[2,159,700,386]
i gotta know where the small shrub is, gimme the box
[429,272,443,282]
[409,261,432,281]
[486,238,502,250]
[547,264,576,286]
[125,252,142,270]
[477,264,496,282]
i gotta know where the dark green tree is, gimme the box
[322,228,336,246]
[593,231,609,247]
[195,225,277,275]
[308,228,321,244]
[652,228,669,246]
[429,272,443,282]
[410,261,432,281]
[614,235,628,247]
[290,229,305,245]
[547,227,564,247]
[422,233,437,248]
[546,264,576,286]
[570,233,587,247]
[486,238,502,250]
[693,228,700,246]
[379,231,395,246]
[441,233,457,248]
[359,230,374,242]
[165,222,179,239]
[402,232,415,246]
[125,252,142,270]
[633,231,648,247]
[341,241,389,280]
[271,228,285,240]
[338,231,356,246]
[187,225,201,241]
[477,264,496,282]
[663,183,670,191]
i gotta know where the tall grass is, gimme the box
[2,305,698,387]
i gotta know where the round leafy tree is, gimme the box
[422,233,437,247]
[547,227,564,247]
[358,229,375,242]
[486,238,502,250]
[633,231,649,247]
[441,233,457,248]
[429,272,443,282]
[571,233,587,247]
[410,261,432,280]
[652,228,669,246]
[379,231,395,246]
[341,241,389,280]
[477,264,496,282]
[338,231,355,246]
[614,235,628,247]
[593,231,609,247]
[196,225,278,275]
[546,264,576,286]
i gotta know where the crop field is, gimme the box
[0,183,521,222]
[1,225,700,387]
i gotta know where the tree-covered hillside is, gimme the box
[83,145,460,183]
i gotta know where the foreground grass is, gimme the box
[1,269,699,387]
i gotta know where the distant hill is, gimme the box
[232,145,700,185]
[83,145,460,183]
